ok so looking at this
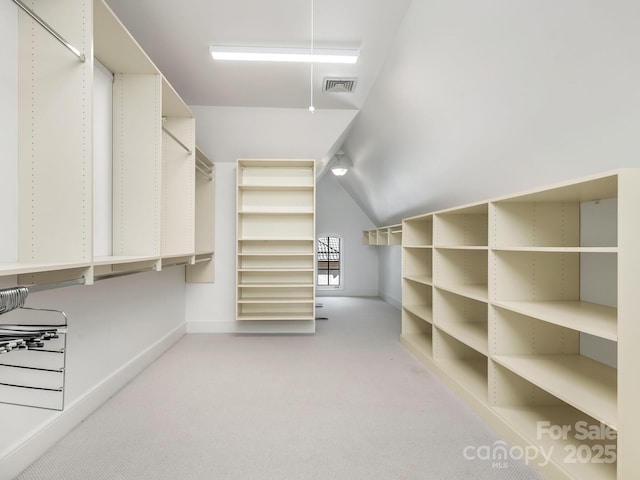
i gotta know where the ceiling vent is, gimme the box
[323,77,357,93]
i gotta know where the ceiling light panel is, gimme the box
[210,46,359,64]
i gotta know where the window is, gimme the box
[317,235,342,288]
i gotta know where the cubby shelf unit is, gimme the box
[236,159,316,325]
[362,224,402,246]
[400,169,640,480]
[1,0,215,288]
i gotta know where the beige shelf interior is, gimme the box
[236,159,315,323]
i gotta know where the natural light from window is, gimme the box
[317,235,341,287]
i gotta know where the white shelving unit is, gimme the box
[401,169,640,480]
[187,148,215,283]
[362,224,402,246]
[0,0,214,287]
[236,159,316,324]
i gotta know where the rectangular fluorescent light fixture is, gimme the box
[210,45,359,64]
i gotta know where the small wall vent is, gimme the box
[323,77,357,93]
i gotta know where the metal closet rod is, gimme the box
[195,163,213,181]
[20,265,158,293]
[196,157,212,172]
[12,0,86,63]
[162,124,193,156]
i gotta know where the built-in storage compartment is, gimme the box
[400,170,640,479]
[491,363,617,480]
[402,277,432,324]
[362,224,403,246]
[3,0,201,271]
[186,148,215,282]
[1,0,205,283]
[434,289,488,356]
[433,328,488,403]
[236,160,316,323]
[400,214,434,362]
[0,0,93,281]
[94,0,197,277]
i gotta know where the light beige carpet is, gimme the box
[17,297,545,479]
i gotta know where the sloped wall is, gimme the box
[342,0,640,226]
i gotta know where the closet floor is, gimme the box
[17,296,544,480]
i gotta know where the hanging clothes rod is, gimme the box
[193,256,213,264]
[94,266,156,281]
[27,278,85,294]
[196,163,213,180]
[0,279,84,316]
[196,156,212,169]
[162,124,193,156]
[12,0,86,63]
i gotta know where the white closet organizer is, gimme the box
[401,169,640,480]
[362,224,402,246]
[0,0,214,287]
[236,159,316,322]
[187,148,216,283]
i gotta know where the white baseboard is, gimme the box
[187,320,316,334]
[0,323,186,480]
[379,292,401,309]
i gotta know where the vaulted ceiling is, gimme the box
[104,0,640,226]
[105,0,411,111]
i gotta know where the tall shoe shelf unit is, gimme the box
[236,159,316,325]
[1,0,214,287]
[401,169,640,480]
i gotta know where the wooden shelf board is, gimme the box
[238,298,314,304]
[435,283,488,303]
[239,237,315,242]
[92,255,160,266]
[400,333,433,359]
[238,210,314,215]
[238,253,313,257]
[492,173,618,204]
[434,245,489,250]
[94,0,158,75]
[0,261,91,276]
[403,275,433,286]
[238,268,314,272]
[492,355,617,429]
[493,300,617,341]
[238,283,315,288]
[238,184,314,191]
[237,313,315,321]
[403,305,433,324]
[238,159,315,168]
[403,245,433,249]
[435,358,488,402]
[492,246,617,253]
[436,322,488,355]
[495,405,616,480]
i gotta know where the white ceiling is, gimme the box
[104,0,412,111]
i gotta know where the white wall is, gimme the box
[378,247,401,308]
[339,0,640,305]
[0,269,186,480]
[342,0,640,226]
[316,173,378,297]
